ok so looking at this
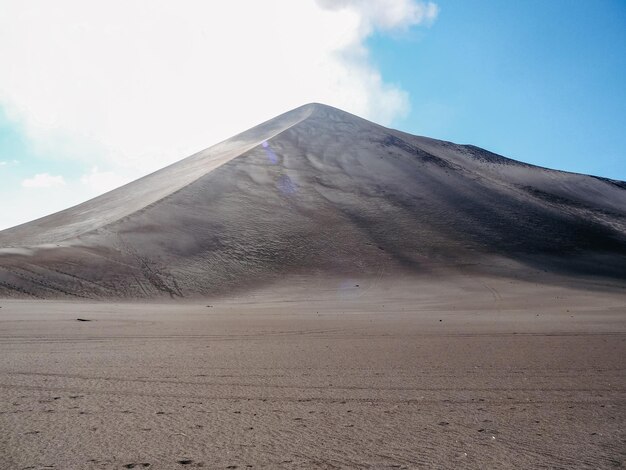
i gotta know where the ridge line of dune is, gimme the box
[0,105,317,247]
[68,105,319,241]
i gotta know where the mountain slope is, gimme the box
[1,103,625,298]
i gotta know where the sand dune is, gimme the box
[0,103,625,299]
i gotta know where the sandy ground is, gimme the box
[1,277,625,469]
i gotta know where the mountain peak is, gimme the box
[1,106,625,298]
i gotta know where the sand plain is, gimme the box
[1,276,625,469]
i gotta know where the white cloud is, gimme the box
[317,0,438,31]
[21,173,66,189]
[80,166,131,193]
[0,0,437,176]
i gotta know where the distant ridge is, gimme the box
[1,103,625,298]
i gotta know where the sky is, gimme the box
[0,0,624,231]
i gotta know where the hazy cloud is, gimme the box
[80,166,131,193]
[22,173,66,189]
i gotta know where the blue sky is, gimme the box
[371,0,626,178]
[0,0,624,230]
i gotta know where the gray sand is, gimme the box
[1,104,625,299]
[1,277,625,469]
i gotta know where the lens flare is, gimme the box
[261,140,278,164]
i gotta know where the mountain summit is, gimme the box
[1,103,625,298]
